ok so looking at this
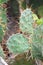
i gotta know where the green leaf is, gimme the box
[7,33,30,54]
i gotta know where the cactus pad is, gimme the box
[7,33,30,54]
[20,8,34,34]
[31,24,43,60]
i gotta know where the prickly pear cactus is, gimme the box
[0,7,7,42]
[0,0,8,27]
[20,8,34,34]
[0,46,4,58]
[0,8,7,23]
[0,7,7,31]
[7,33,30,54]
[0,25,4,43]
[0,2,7,43]
[31,24,43,61]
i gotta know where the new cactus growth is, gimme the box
[36,18,43,25]
[32,13,38,21]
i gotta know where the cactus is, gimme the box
[20,8,34,35]
[7,33,30,54]
[0,7,7,23]
[6,6,43,64]
[0,0,8,28]
[6,24,43,64]
[0,6,7,30]
[31,24,43,61]
[0,0,8,42]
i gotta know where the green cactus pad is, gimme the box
[0,7,7,24]
[20,8,34,34]
[7,33,30,54]
[0,7,7,32]
[31,24,43,60]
